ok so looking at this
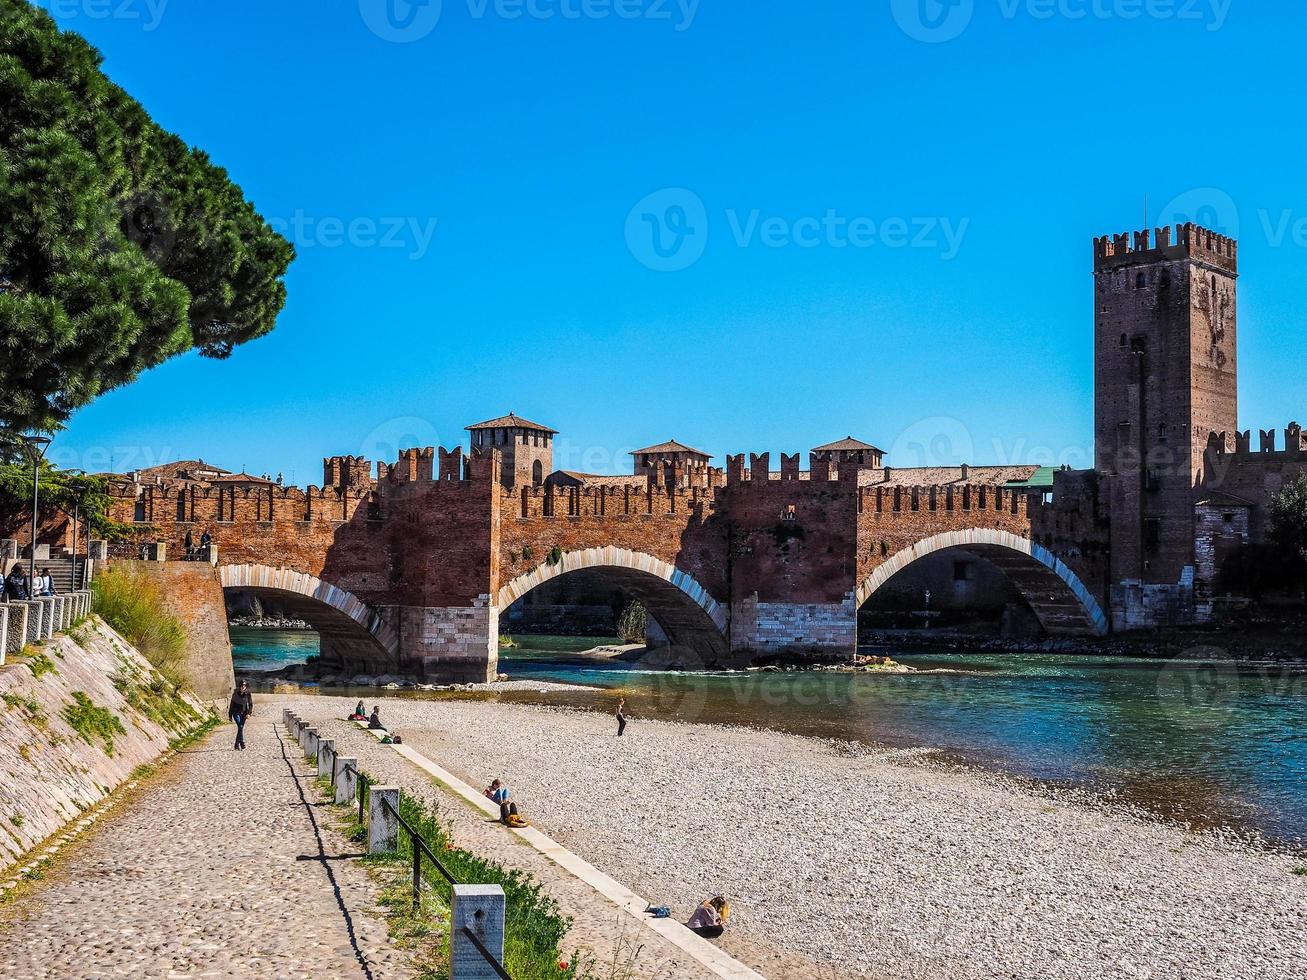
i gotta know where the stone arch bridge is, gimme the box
[109,448,1106,683]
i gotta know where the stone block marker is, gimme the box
[316,739,334,779]
[298,722,309,753]
[22,600,43,645]
[4,603,27,656]
[37,597,54,640]
[367,785,399,855]
[0,604,7,666]
[305,728,319,761]
[451,884,507,980]
[334,756,358,806]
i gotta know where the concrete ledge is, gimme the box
[352,721,763,980]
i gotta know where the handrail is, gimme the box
[379,795,458,886]
[460,926,513,980]
[310,723,514,980]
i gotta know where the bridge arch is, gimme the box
[219,563,399,658]
[857,529,1108,636]
[496,547,728,658]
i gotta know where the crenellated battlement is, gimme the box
[1206,422,1307,460]
[374,447,500,485]
[858,482,1032,518]
[1093,223,1238,274]
[508,480,715,520]
[323,454,372,490]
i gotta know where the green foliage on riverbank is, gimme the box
[63,692,125,755]
[92,565,188,688]
[328,772,577,979]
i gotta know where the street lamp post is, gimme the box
[20,435,52,590]
[67,469,86,590]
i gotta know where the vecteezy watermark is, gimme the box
[264,212,439,261]
[889,416,1093,470]
[358,416,443,464]
[359,0,698,41]
[892,0,1231,43]
[34,0,169,31]
[357,0,444,43]
[1158,187,1241,239]
[45,443,178,475]
[625,188,969,271]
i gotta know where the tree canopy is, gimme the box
[0,1,294,433]
[1268,473,1307,596]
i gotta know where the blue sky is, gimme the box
[40,0,1307,484]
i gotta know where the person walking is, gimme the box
[227,680,253,751]
[616,698,627,737]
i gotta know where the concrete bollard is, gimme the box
[0,604,7,666]
[451,884,507,979]
[296,721,307,752]
[317,738,334,779]
[306,728,319,761]
[367,785,400,854]
[335,756,358,805]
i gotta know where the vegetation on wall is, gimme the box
[0,459,135,541]
[0,1,294,433]
[63,691,126,755]
[92,564,188,687]
[616,601,647,644]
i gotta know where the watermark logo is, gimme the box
[625,190,968,271]
[36,0,170,32]
[1156,648,1241,731]
[625,188,709,273]
[892,0,1232,42]
[359,416,443,464]
[358,0,443,42]
[892,0,975,43]
[1159,187,1240,239]
[119,191,178,263]
[264,212,439,261]
[888,416,975,468]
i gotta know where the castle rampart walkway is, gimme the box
[0,721,408,979]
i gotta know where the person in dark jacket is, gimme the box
[5,566,29,601]
[228,680,254,751]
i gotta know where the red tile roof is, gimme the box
[629,440,712,458]
[465,413,557,434]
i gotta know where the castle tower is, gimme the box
[1092,223,1238,622]
[466,413,556,489]
[810,437,885,478]
[630,440,713,489]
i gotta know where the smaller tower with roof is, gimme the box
[810,437,885,478]
[630,439,713,489]
[466,413,557,489]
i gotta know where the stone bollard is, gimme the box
[317,739,334,779]
[367,785,400,854]
[297,721,308,752]
[451,884,507,979]
[37,597,55,639]
[335,756,358,806]
[306,728,319,761]
[0,604,7,666]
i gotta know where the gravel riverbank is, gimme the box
[279,695,1305,980]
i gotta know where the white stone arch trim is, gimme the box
[219,563,398,654]
[496,546,728,633]
[856,529,1109,636]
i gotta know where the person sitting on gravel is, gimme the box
[349,700,366,720]
[485,779,519,824]
[367,706,385,730]
[686,897,730,939]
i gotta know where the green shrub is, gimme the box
[23,652,56,678]
[92,565,188,688]
[616,601,647,644]
[64,692,126,755]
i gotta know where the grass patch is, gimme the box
[63,692,127,756]
[324,771,577,979]
[1293,866,1307,876]
[112,655,204,734]
[22,652,57,679]
[91,565,188,688]
[10,813,23,828]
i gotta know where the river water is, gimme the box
[232,629,1307,846]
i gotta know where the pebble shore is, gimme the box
[311,695,1305,980]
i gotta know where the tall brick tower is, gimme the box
[466,413,556,489]
[1092,223,1238,626]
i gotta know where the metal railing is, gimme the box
[288,711,512,979]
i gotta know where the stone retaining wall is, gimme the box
[0,616,211,874]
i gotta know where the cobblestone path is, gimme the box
[0,721,411,979]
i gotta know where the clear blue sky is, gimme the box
[42,0,1307,484]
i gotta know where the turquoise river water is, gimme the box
[232,629,1307,847]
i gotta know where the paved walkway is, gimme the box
[0,721,410,979]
